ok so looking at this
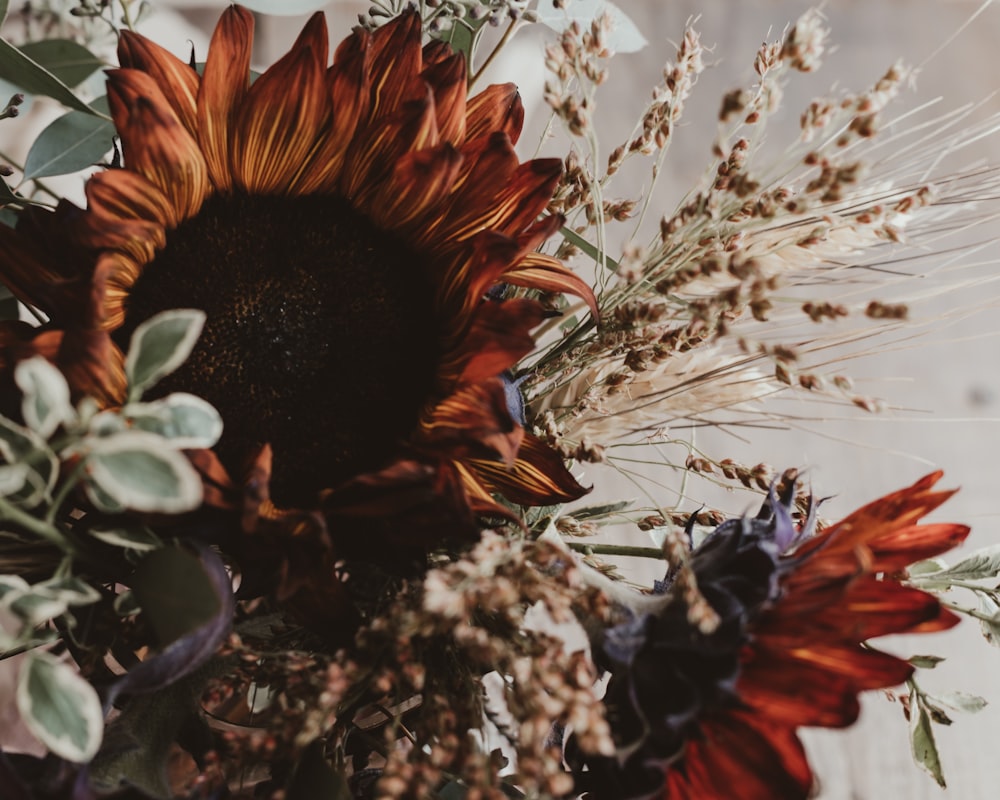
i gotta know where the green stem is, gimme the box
[566,541,664,559]
[45,459,88,527]
[0,496,73,554]
[0,633,57,662]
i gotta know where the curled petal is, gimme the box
[117,30,199,134]
[504,252,600,322]
[466,83,524,144]
[451,299,547,384]
[107,70,210,221]
[419,380,522,465]
[197,4,254,192]
[471,431,589,505]
[230,12,329,194]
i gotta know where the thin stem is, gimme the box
[0,496,73,554]
[565,541,664,559]
[469,18,518,89]
[45,459,88,527]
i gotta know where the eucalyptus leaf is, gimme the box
[908,654,945,669]
[14,356,73,439]
[83,477,125,514]
[928,544,1000,582]
[86,431,203,513]
[125,309,206,400]
[125,393,223,449]
[930,690,988,714]
[0,282,16,320]
[0,461,29,496]
[0,38,99,115]
[535,0,648,54]
[17,40,105,88]
[978,595,1000,647]
[0,415,58,508]
[16,651,103,763]
[909,700,946,788]
[23,96,114,180]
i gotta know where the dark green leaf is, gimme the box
[17,40,105,88]
[0,282,18,320]
[560,226,621,271]
[24,96,113,179]
[130,545,224,647]
[0,37,99,115]
[0,1,8,26]
[287,741,352,800]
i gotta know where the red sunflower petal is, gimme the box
[504,252,600,321]
[230,12,329,194]
[451,299,547,384]
[367,10,425,118]
[471,431,588,505]
[117,30,199,134]
[422,51,467,146]
[293,27,372,194]
[466,83,524,144]
[107,69,210,221]
[368,143,464,229]
[197,4,254,192]
[418,379,522,465]
[666,711,812,800]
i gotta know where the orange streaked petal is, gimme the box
[230,12,329,194]
[117,30,199,134]
[293,27,372,194]
[84,168,178,230]
[505,252,600,321]
[422,51,467,145]
[367,10,424,118]
[197,4,254,192]
[869,522,970,572]
[418,380,522,465]
[368,143,463,229]
[451,298,547,384]
[466,83,524,144]
[342,89,439,203]
[471,431,588,506]
[107,69,210,221]
[432,157,563,245]
[738,661,861,728]
[752,640,914,692]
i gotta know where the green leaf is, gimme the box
[560,226,622,272]
[535,0,648,54]
[908,654,945,669]
[978,594,1000,647]
[909,699,946,788]
[130,546,223,646]
[17,40,105,88]
[567,499,633,521]
[125,393,223,449]
[16,650,103,763]
[287,741,352,800]
[24,95,114,180]
[0,282,17,320]
[86,431,203,513]
[930,690,988,715]
[125,309,206,399]
[0,37,100,115]
[0,1,8,26]
[14,356,73,438]
[0,415,59,507]
[928,544,1000,582]
[89,525,163,553]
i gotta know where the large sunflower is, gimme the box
[574,472,969,799]
[0,8,595,563]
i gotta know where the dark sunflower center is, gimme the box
[114,192,439,508]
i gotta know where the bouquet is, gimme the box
[0,1,997,797]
